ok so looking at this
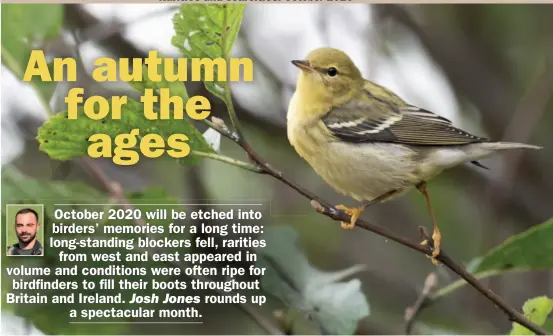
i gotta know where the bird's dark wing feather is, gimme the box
[322,91,489,146]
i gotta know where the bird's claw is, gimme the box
[431,229,441,265]
[420,229,441,265]
[335,204,363,230]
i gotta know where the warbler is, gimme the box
[287,47,541,264]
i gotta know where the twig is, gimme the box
[404,272,438,334]
[191,150,262,173]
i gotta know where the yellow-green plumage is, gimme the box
[287,47,541,203]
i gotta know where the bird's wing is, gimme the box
[322,85,489,146]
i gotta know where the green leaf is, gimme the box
[1,4,63,106]
[255,226,370,335]
[433,218,553,300]
[510,296,553,335]
[36,98,214,164]
[129,52,189,102]
[475,218,553,273]
[544,318,553,332]
[172,4,246,100]
[2,166,190,335]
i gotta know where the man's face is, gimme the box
[15,213,39,244]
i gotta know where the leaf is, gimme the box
[1,166,190,335]
[544,318,553,332]
[510,296,553,335]
[433,218,553,301]
[36,98,214,164]
[255,226,370,335]
[129,53,189,102]
[1,4,63,105]
[172,4,246,100]
[474,218,553,273]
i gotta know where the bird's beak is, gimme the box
[291,59,312,71]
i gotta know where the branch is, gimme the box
[191,150,262,173]
[404,272,438,334]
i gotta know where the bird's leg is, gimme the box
[336,190,397,230]
[416,181,441,265]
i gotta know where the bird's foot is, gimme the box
[335,204,364,229]
[421,229,442,265]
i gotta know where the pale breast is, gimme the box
[287,95,420,202]
[316,141,420,201]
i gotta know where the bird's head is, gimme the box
[292,47,364,108]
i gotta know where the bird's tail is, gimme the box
[479,142,542,151]
[467,142,542,169]
[465,142,542,165]
[439,142,541,172]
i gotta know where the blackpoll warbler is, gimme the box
[287,47,541,264]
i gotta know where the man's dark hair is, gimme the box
[15,208,39,223]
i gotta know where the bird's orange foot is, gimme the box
[431,229,441,264]
[421,229,442,265]
[335,204,364,229]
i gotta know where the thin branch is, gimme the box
[404,272,438,334]
[431,269,528,303]
[222,9,247,141]
[201,117,237,141]
[191,150,262,173]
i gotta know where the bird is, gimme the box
[286,47,541,264]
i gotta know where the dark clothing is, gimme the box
[7,240,43,256]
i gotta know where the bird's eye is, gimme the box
[327,67,338,77]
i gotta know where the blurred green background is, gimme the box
[1,3,553,336]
